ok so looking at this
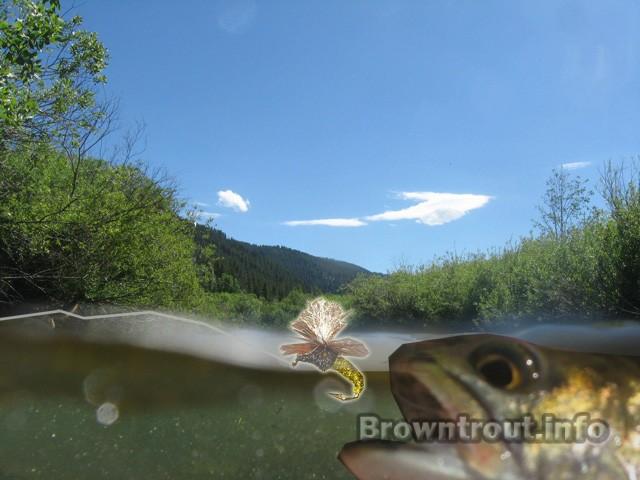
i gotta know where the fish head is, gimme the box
[390,333,555,426]
[342,333,640,479]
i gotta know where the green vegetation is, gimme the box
[194,224,369,300]
[348,162,640,327]
[1,1,200,309]
[4,1,640,329]
[0,1,361,326]
[2,147,202,307]
[1,0,108,142]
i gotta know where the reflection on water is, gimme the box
[1,310,640,478]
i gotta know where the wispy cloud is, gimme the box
[283,191,491,228]
[283,218,366,227]
[561,161,591,170]
[366,192,491,226]
[217,190,250,213]
[194,201,210,207]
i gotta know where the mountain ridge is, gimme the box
[194,224,371,300]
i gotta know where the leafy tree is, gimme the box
[1,0,108,141]
[534,167,592,240]
[217,273,241,293]
[192,221,219,291]
[0,2,202,308]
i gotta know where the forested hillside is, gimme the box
[194,225,370,300]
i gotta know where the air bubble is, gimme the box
[96,402,119,426]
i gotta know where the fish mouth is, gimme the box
[389,347,470,424]
[390,365,449,421]
[339,440,469,480]
[385,338,526,480]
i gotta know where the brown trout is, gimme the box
[340,334,640,479]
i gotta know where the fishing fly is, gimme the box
[280,297,368,401]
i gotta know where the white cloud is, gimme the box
[217,190,250,213]
[283,218,366,227]
[283,191,491,228]
[365,192,492,226]
[561,161,591,170]
[194,201,209,207]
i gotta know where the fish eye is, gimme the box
[475,353,522,390]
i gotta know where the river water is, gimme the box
[0,310,638,478]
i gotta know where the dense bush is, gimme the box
[194,289,311,327]
[0,146,202,307]
[348,172,640,326]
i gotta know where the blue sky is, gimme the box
[76,0,640,272]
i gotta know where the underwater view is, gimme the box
[1,308,640,478]
[3,0,640,478]
[0,308,400,479]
